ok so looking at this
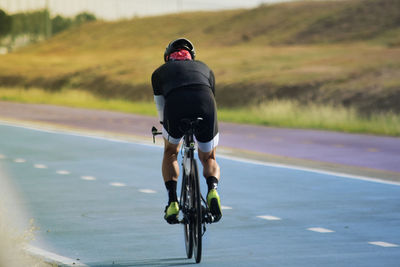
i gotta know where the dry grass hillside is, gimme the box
[0,0,399,115]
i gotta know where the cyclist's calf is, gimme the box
[198,148,220,180]
[162,140,181,183]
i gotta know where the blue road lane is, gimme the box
[1,123,400,266]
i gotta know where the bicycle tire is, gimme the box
[181,170,193,259]
[191,160,202,263]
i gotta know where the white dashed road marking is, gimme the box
[56,170,70,175]
[139,189,157,194]
[81,176,96,181]
[221,206,233,210]
[307,227,335,233]
[34,164,48,169]
[14,158,26,163]
[368,241,399,248]
[110,182,126,187]
[257,215,282,221]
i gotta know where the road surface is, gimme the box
[0,121,399,266]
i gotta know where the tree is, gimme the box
[52,15,72,34]
[0,9,12,37]
[74,12,96,25]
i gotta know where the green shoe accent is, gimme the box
[164,201,179,224]
[207,189,222,222]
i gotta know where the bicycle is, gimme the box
[151,118,216,264]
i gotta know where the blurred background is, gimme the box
[0,0,287,20]
[0,0,284,50]
[0,0,399,136]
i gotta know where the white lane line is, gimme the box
[24,244,88,267]
[56,170,70,175]
[34,164,48,169]
[257,215,281,221]
[221,205,233,210]
[307,227,335,233]
[139,189,157,194]
[14,158,26,163]
[368,241,399,248]
[110,182,126,187]
[81,175,96,181]
[219,154,400,187]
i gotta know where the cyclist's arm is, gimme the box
[151,70,165,123]
[154,95,165,123]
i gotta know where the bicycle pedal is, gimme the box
[166,219,180,225]
[165,215,180,224]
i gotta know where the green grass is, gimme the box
[1,87,399,136]
[219,100,400,136]
[0,88,156,116]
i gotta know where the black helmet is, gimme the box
[164,38,196,62]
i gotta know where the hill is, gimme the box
[210,0,400,46]
[0,0,400,115]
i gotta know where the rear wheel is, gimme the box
[191,160,202,263]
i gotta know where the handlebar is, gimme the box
[151,126,162,143]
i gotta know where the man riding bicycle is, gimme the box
[151,38,222,224]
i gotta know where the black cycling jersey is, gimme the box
[151,60,215,97]
[151,59,219,149]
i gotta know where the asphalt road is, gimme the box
[0,122,399,267]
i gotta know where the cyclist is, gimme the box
[151,38,222,224]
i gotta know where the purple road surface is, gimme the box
[221,123,400,173]
[0,101,399,174]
